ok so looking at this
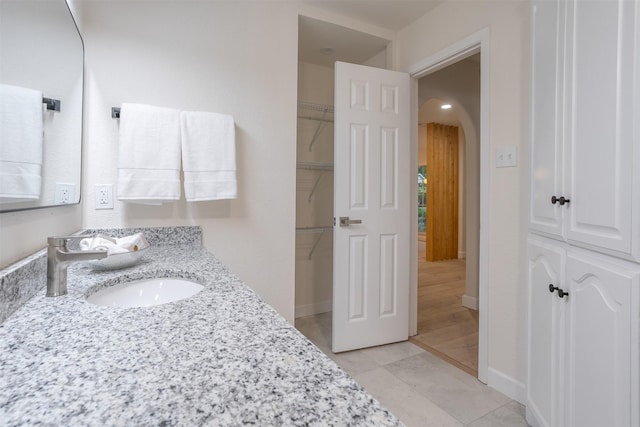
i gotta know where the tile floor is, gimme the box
[295,313,530,427]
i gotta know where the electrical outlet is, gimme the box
[54,183,76,204]
[95,184,114,209]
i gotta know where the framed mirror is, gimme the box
[0,0,83,212]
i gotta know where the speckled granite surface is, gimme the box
[0,227,201,323]
[0,235,402,425]
[0,249,46,324]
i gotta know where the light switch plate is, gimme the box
[496,146,517,168]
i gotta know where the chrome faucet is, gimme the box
[46,236,108,297]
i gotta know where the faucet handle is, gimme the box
[48,235,95,247]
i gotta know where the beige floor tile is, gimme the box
[466,401,529,427]
[295,313,527,427]
[354,367,463,427]
[385,354,511,424]
[326,348,381,376]
[359,341,425,366]
[295,314,332,349]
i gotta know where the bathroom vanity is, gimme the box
[0,227,400,426]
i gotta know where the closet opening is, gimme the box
[293,15,391,347]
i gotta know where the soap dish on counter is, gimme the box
[86,246,149,270]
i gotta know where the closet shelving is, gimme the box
[296,100,334,260]
[297,101,334,152]
[297,162,334,203]
[296,161,333,171]
[295,226,333,260]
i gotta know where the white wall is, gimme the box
[0,205,82,267]
[79,1,299,322]
[397,0,530,391]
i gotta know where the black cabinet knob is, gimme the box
[549,284,569,298]
[551,196,570,206]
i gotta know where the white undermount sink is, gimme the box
[87,278,204,308]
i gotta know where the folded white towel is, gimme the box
[80,233,149,255]
[0,84,43,201]
[180,111,237,201]
[117,103,181,204]
[116,233,149,252]
[80,236,128,255]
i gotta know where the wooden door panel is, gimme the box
[426,123,459,261]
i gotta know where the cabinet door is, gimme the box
[527,238,565,427]
[563,0,639,259]
[565,252,638,427]
[529,0,564,239]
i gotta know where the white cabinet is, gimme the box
[529,2,639,423]
[527,238,639,427]
[529,0,640,261]
[564,251,637,427]
[530,0,564,239]
[527,238,564,427]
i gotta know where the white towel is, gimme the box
[117,103,181,204]
[0,84,43,201]
[180,111,237,201]
[80,233,150,255]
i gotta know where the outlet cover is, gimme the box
[54,183,76,204]
[95,184,114,209]
[496,146,517,168]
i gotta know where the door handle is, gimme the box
[339,217,362,227]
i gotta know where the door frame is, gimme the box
[407,28,490,383]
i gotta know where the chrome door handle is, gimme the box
[339,217,362,227]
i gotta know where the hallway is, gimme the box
[411,242,479,376]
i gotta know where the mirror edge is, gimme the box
[0,0,85,214]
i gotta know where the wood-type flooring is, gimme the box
[410,242,479,377]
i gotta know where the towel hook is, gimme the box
[42,97,61,112]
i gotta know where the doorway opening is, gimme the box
[294,15,391,322]
[409,53,482,377]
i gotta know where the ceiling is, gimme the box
[299,0,444,32]
[298,16,390,68]
[298,0,444,68]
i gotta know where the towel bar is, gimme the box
[111,107,121,118]
[42,97,60,112]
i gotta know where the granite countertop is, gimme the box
[0,243,401,426]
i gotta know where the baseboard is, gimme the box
[462,294,479,310]
[295,300,332,318]
[525,403,543,427]
[487,367,526,404]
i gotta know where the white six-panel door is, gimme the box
[332,62,410,353]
